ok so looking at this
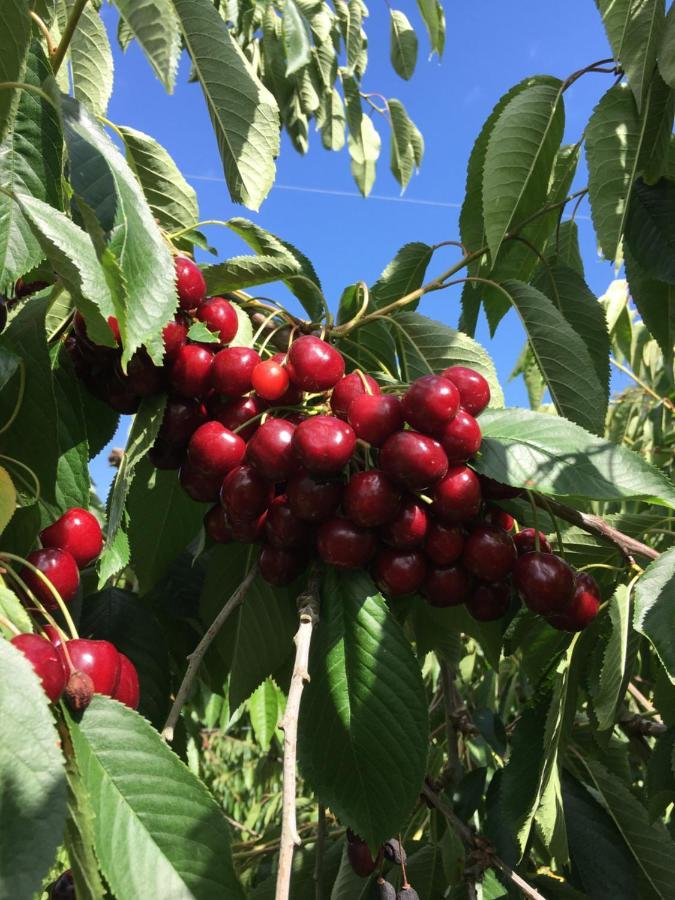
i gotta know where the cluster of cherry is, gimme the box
[8,508,139,710]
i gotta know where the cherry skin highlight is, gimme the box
[22,549,80,610]
[422,565,473,608]
[175,255,206,311]
[11,633,66,702]
[317,517,377,568]
[439,409,482,462]
[344,470,401,527]
[375,549,427,596]
[65,639,121,696]
[379,431,448,490]
[251,358,290,401]
[40,507,103,569]
[441,366,490,417]
[431,465,482,524]
[286,335,345,391]
[513,552,575,614]
[401,374,460,434]
[169,344,213,398]
[379,496,428,548]
[462,524,517,581]
[330,371,380,419]
[246,418,297,481]
[113,653,140,709]
[292,415,356,475]
[196,297,239,344]
[187,421,246,478]
[211,346,261,396]
[286,471,343,522]
[347,394,404,447]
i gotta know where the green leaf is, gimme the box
[415,0,445,56]
[70,1,114,116]
[509,341,547,410]
[625,177,675,284]
[634,547,675,682]
[590,585,632,729]
[390,10,418,80]
[475,407,675,508]
[0,0,31,144]
[203,253,305,293]
[247,678,282,750]
[543,220,584,274]
[283,0,312,75]
[482,80,564,261]
[52,348,91,511]
[63,741,106,900]
[595,0,664,110]
[370,242,433,312]
[574,754,675,898]
[0,639,66,898]
[298,568,428,848]
[408,596,502,670]
[0,42,64,294]
[388,98,422,189]
[349,107,381,198]
[65,696,245,899]
[637,71,675,182]
[172,0,280,211]
[498,279,609,434]
[625,249,674,368]
[0,466,16,537]
[0,582,32,637]
[659,4,675,88]
[127,459,204,594]
[320,87,346,151]
[389,310,504,406]
[585,83,643,263]
[112,0,181,92]
[117,126,199,236]
[647,728,675,819]
[187,321,219,345]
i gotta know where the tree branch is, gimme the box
[161,563,258,741]
[51,0,90,74]
[275,567,321,900]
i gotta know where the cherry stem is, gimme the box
[611,356,674,412]
[538,494,565,557]
[0,554,78,639]
[0,361,26,436]
[0,612,21,636]
[398,832,409,888]
[526,491,541,552]
[0,454,41,504]
[29,11,57,57]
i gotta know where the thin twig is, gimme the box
[29,11,57,57]
[161,563,258,741]
[439,661,463,785]
[51,0,90,74]
[276,566,321,900]
[611,357,674,412]
[314,803,326,900]
[628,682,662,722]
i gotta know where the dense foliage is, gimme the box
[0,1,673,898]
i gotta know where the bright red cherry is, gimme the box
[548,572,601,632]
[170,344,213,398]
[65,639,121,696]
[179,462,222,502]
[347,394,404,447]
[106,316,121,345]
[220,464,274,521]
[264,497,311,550]
[379,496,428,548]
[22,549,80,610]
[330,371,380,419]
[466,582,511,621]
[487,507,515,532]
[374,549,426,596]
[380,431,448,490]
[402,375,460,434]
[175,255,206,310]
[251,359,290,401]
[204,504,234,543]
[441,366,490,417]
[422,565,472,608]
[124,350,164,397]
[196,297,239,344]
[513,528,552,556]
[439,409,482,462]
[163,315,189,360]
[113,653,140,709]
[11,633,66,702]
[514,552,575,614]
[287,335,345,391]
[292,416,356,475]
[424,521,464,566]
[462,525,516,581]
[211,347,260,396]
[40,508,103,569]
[286,471,343,522]
[246,418,297,481]
[317,517,377,568]
[187,421,245,478]
[259,545,305,586]
[431,465,481,523]
[344,470,401,527]
[479,475,522,500]
[209,393,267,440]
[159,398,206,447]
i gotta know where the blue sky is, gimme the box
[91,0,622,493]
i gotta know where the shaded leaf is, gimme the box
[659,3,675,88]
[591,585,632,729]
[283,0,312,75]
[625,249,674,368]
[247,678,282,751]
[370,242,433,313]
[112,0,181,91]
[634,547,675,681]
[625,176,675,284]
[390,10,418,80]
[70,0,114,116]
[415,0,445,56]
[0,0,31,144]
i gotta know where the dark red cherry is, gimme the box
[286,471,343,522]
[209,393,267,440]
[220,464,274,521]
[439,409,482,462]
[575,572,601,599]
[211,346,261,396]
[125,350,164,397]
[286,335,345,391]
[229,512,267,543]
[346,830,383,877]
[65,639,121,696]
[466,581,511,621]
[204,504,234,543]
[22,549,80,610]
[292,415,356,475]
[379,496,428,548]
[431,465,481,524]
[422,565,472,608]
[547,572,600,631]
[251,358,290,401]
[486,507,515,532]
[380,431,448,490]
[148,439,185,470]
[264,496,311,550]
[11,633,66,702]
[159,398,206,447]
[196,297,239,344]
[175,255,206,310]
[513,552,575,614]
[462,525,516,581]
[163,315,189,361]
[347,394,404,447]
[179,462,222,502]
[402,374,460,434]
[170,344,213,398]
[40,507,103,569]
[317,517,377,568]
[344,470,401,527]
[246,418,297,481]
[48,869,75,899]
[424,521,464,566]
[374,549,426,596]
[105,371,141,414]
[441,366,490,417]
[187,421,245,478]
[259,545,305,585]
[112,653,140,709]
[478,475,522,500]
[330,371,380,419]
[513,528,552,556]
